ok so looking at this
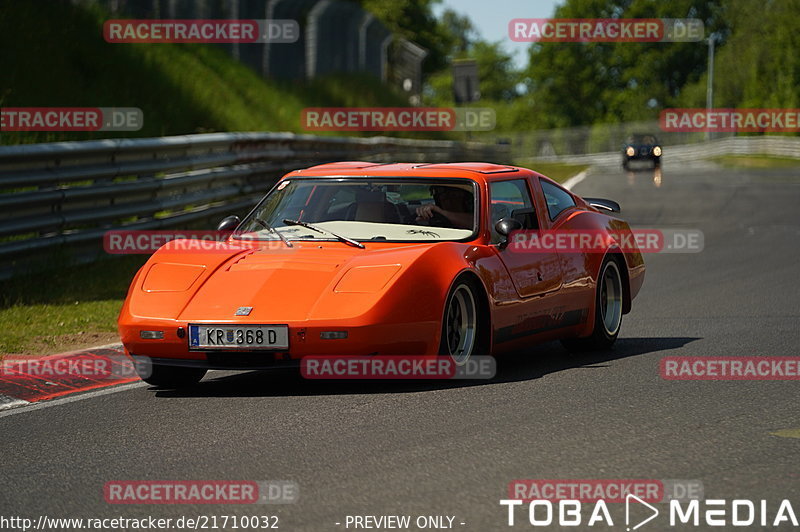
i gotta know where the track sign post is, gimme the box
[453,60,480,104]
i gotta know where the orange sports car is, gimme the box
[118,162,645,387]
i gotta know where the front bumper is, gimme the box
[133,353,301,370]
[120,319,440,366]
[624,153,659,161]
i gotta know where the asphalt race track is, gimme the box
[2,161,799,531]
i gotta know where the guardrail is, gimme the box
[0,132,508,279]
[3,132,798,280]
[525,135,800,166]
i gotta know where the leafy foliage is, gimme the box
[356,0,451,73]
[523,0,727,127]
[679,0,800,109]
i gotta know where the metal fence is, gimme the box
[2,131,798,279]
[517,135,800,166]
[85,0,425,100]
[497,120,735,160]
[0,132,508,279]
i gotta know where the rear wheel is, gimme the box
[562,256,624,352]
[439,281,479,366]
[135,359,207,388]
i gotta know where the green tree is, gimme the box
[524,0,726,127]
[424,9,521,105]
[439,9,478,56]
[471,41,520,102]
[357,0,450,74]
[679,0,800,110]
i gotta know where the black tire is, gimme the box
[439,278,482,366]
[135,360,207,388]
[653,157,661,168]
[561,256,624,352]
[622,159,629,169]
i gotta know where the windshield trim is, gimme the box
[233,176,481,244]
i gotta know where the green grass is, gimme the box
[0,256,146,355]
[0,301,123,355]
[513,160,590,183]
[709,154,800,169]
[0,2,423,145]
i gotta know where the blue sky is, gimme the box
[433,0,563,69]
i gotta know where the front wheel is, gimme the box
[439,281,480,366]
[135,359,207,388]
[562,257,624,352]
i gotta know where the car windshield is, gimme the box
[234,178,477,242]
[627,134,658,145]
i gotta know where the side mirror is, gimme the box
[494,217,522,248]
[495,217,522,237]
[217,215,241,232]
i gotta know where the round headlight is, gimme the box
[626,147,635,156]
[653,146,662,156]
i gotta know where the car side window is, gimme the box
[489,180,536,244]
[540,179,576,221]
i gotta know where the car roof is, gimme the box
[287,161,541,183]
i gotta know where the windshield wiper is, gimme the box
[254,217,292,247]
[282,219,365,249]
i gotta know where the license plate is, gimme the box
[188,324,289,350]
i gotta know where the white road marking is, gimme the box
[562,169,588,190]
[0,381,147,419]
[92,342,124,350]
[60,342,123,353]
[0,394,29,411]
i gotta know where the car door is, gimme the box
[489,179,562,298]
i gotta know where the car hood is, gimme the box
[132,240,439,322]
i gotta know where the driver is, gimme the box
[415,185,473,229]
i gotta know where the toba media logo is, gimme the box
[501,491,798,528]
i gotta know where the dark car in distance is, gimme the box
[622,134,662,168]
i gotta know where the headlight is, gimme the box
[653,146,662,156]
[626,147,635,157]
